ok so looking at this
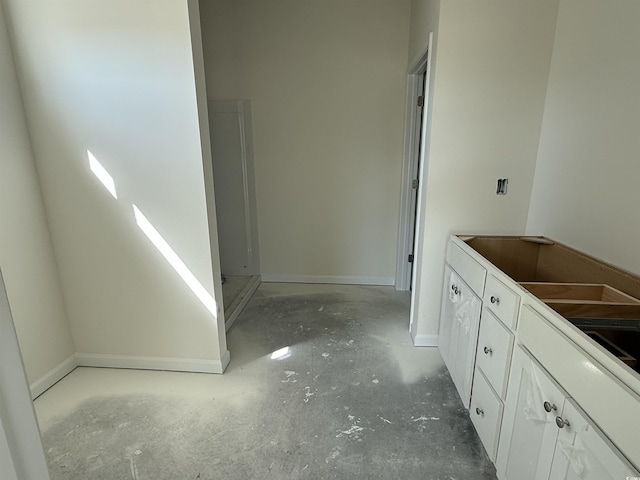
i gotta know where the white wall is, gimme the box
[4,0,228,371]
[0,272,50,480]
[527,0,640,276]
[200,0,411,285]
[410,0,559,343]
[0,1,74,385]
[408,0,440,66]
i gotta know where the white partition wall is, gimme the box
[4,0,229,373]
[408,0,559,345]
[527,0,640,278]
[0,0,75,390]
[0,271,50,480]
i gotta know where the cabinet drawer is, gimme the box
[470,369,504,462]
[446,240,486,297]
[483,274,520,330]
[475,309,514,400]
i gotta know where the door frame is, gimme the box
[396,38,432,292]
[409,36,434,341]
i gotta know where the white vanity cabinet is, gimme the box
[497,345,640,480]
[469,368,504,461]
[440,235,640,476]
[438,266,456,367]
[475,308,514,400]
[496,345,569,480]
[469,307,516,461]
[439,238,514,455]
[548,399,639,480]
[439,265,482,408]
[483,274,520,330]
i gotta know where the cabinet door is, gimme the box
[496,346,568,480]
[439,265,481,408]
[438,265,456,367]
[451,279,481,409]
[549,399,639,480]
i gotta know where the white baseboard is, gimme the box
[261,274,395,286]
[225,275,261,332]
[411,333,439,347]
[220,349,231,372]
[75,352,230,374]
[30,354,78,399]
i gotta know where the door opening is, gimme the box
[396,37,434,344]
[395,49,430,293]
[408,71,427,290]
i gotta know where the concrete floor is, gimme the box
[35,283,497,479]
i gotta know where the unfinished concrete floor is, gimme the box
[35,283,497,480]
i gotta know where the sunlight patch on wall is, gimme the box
[133,204,217,318]
[88,150,117,199]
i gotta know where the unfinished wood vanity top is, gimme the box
[461,235,640,374]
[519,281,640,319]
[463,235,640,301]
[519,282,640,304]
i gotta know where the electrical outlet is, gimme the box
[496,178,508,195]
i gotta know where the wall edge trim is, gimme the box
[220,349,231,373]
[30,354,78,400]
[75,353,227,374]
[411,333,438,347]
[261,274,394,286]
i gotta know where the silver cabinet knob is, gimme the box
[543,401,557,413]
[483,346,493,355]
[555,416,570,428]
[490,296,500,305]
[475,407,484,416]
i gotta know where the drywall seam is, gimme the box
[75,352,231,374]
[261,274,395,286]
[29,354,77,400]
[411,333,438,347]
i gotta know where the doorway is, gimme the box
[408,71,427,290]
[396,49,430,293]
[395,39,434,343]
